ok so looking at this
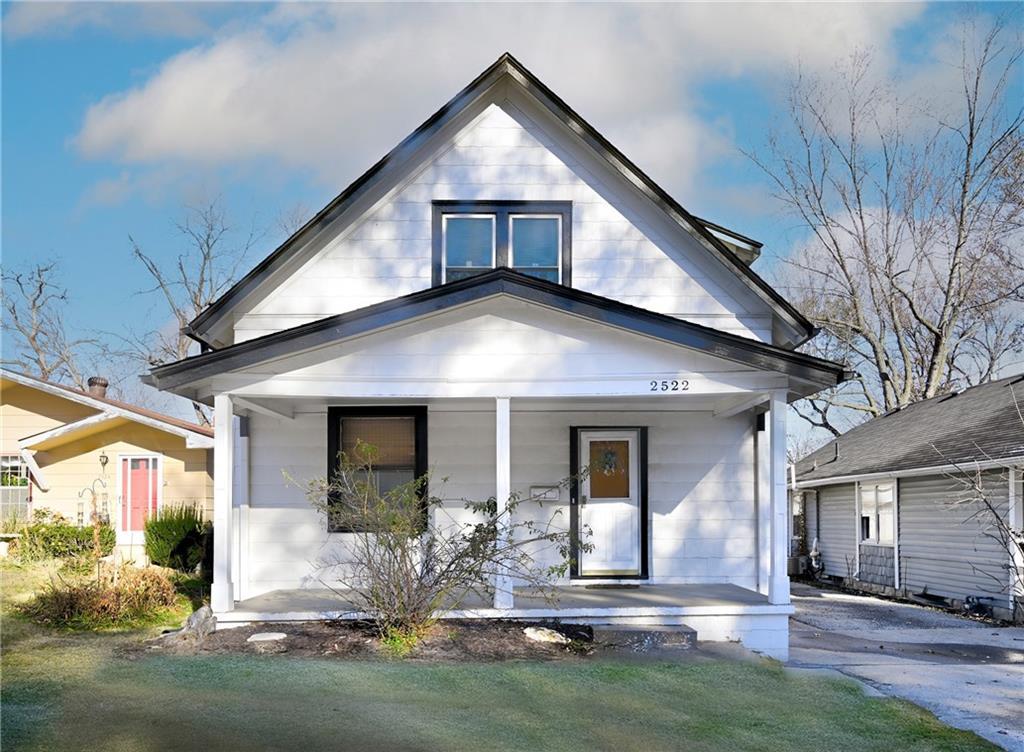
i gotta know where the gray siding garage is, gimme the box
[793,375,1023,621]
[899,471,1011,604]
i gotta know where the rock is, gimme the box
[247,632,288,643]
[523,626,570,645]
[181,606,217,640]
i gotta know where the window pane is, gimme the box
[445,217,493,270]
[589,440,630,498]
[341,417,415,467]
[512,217,559,269]
[876,484,894,545]
[444,267,490,282]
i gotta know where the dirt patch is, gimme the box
[134,620,605,662]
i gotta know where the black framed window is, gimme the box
[432,201,572,285]
[326,406,428,533]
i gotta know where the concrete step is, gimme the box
[592,624,697,653]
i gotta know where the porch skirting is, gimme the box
[217,583,793,660]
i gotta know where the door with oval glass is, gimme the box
[578,429,641,576]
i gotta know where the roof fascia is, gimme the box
[795,455,1024,488]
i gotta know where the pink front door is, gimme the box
[121,457,158,533]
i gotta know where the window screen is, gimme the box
[340,416,416,495]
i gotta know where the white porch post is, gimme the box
[768,390,790,605]
[494,397,514,609]
[212,394,235,613]
[755,403,770,596]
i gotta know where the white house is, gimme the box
[145,54,847,659]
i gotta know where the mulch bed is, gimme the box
[137,620,603,662]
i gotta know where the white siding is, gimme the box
[235,103,773,343]
[242,406,758,597]
[899,471,1012,604]
[816,484,857,579]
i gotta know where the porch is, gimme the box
[224,582,794,658]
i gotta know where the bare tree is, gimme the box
[749,16,1024,435]
[1,261,94,388]
[128,199,258,423]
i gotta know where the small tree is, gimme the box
[294,442,589,652]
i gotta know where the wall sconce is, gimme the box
[98,452,109,471]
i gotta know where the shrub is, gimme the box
[144,505,209,573]
[293,440,589,649]
[19,565,180,629]
[16,510,115,561]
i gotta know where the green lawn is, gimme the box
[1,563,996,752]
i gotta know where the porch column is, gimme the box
[768,391,790,605]
[212,394,235,613]
[494,397,514,609]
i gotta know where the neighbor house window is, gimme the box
[0,454,31,521]
[326,407,427,533]
[432,201,571,285]
[859,480,894,545]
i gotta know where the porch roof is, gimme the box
[146,269,848,397]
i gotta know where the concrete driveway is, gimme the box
[788,582,1024,751]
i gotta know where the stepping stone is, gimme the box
[247,632,288,643]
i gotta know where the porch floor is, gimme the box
[225,582,783,623]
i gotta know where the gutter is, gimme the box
[795,455,1024,488]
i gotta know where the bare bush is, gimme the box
[292,442,589,646]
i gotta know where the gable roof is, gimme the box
[148,268,846,395]
[795,374,1024,484]
[185,52,813,346]
[1,369,213,447]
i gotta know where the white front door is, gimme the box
[117,455,161,545]
[578,430,641,576]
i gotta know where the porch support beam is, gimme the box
[714,392,769,419]
[212,394,235,612]
[494,397,514,610]
[232,396,294,421]
[768,390,790,605]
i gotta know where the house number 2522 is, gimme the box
[649,379,690,392]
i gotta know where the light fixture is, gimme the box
[98,452,108,470]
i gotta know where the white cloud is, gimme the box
[72,3,925,201]
[2,1,219,40]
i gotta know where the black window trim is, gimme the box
[432,200,572,286]
[326,406,428,533]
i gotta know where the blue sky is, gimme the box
[1,2,1018,414]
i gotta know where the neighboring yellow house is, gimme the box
[1,369,213,555]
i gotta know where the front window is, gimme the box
[327,407,427,533]
[860,481,894,545]
[433,201,571,285]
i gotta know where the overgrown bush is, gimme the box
[19,564,180,629]
[293,441,589,651]
[144,504,209,573]
[16,509,115,560]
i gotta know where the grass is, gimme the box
[1,563,997,752]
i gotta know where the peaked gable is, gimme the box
[187,53,813,349]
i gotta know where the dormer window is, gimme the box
[432,201,571,286]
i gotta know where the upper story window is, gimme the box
[432,201,571,286]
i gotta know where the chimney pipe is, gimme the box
[87,377,108,399]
